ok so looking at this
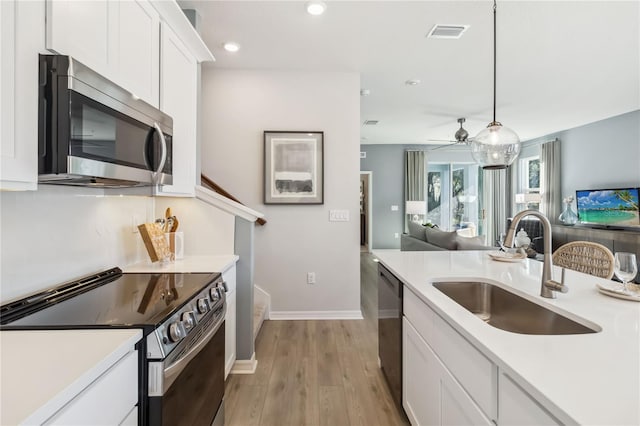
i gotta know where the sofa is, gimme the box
[401,221,494,251]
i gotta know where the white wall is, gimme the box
[201,69,361,315]
[155,197,235,255]
[0,186,154,303]
[0,186,235,303]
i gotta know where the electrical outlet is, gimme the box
[394,233,399,238]
[391,205,399,211]
[307,272,316,284]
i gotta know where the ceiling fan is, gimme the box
[427,118,474,150]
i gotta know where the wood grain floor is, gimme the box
[224,252,409,426]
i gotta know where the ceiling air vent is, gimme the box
[363,120,379,125]
[427,24,469,39]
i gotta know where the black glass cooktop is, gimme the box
[1,269,220,329]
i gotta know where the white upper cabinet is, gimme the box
[45,0,160,107]
[0,0,43,191]
[3,0,213,192]
[156,21,198,197]
[112,0,160,106]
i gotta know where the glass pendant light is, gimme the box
[471,0,521,170]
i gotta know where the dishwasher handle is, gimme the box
[379,266,401,296]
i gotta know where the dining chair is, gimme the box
[552,241,615,279]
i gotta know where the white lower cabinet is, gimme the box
[403,318,491,426]
[499,371,561,426]
[402,286,562,426]
[44,350,138,425]
[223,264,237,378]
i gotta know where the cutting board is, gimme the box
[137,223,171,262]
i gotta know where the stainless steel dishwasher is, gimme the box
[378,263,403,409]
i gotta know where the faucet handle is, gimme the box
[546,268,569,294]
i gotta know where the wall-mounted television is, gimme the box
[575,188,640,229]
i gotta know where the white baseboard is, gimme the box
[268,310,364,320]
[230,353,258,375]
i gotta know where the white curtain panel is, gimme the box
[541,139,561,223]
[404,150,426,231]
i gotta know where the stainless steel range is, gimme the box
[0,267,226,426]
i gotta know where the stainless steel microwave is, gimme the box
[38,54,173,188]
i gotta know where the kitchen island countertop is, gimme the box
[373,249,640,426]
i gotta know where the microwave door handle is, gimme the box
[153,122,168,177]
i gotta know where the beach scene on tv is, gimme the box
[576,189,640,227]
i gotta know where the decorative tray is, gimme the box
[596,281,640,302]
[488,251,527,263]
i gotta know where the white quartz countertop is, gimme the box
[373,249,640,426]
[123,254,238,274]
[0,329,142,425]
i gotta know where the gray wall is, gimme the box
[361,110,639,249]
[359,145,474,249]
[524,110,640,197]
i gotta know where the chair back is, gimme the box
[552,241,615,279]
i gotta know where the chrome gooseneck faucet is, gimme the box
[504,209,568,298]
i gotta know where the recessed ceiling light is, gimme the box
[306,1,326,16]
[427,24,470,39]
[405,79,421,86]
[223,42,240,52]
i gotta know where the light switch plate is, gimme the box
[329,210,350,222]
[391,205,399,211]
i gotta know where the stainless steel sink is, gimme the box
[433,281,599,335]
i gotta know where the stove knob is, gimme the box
[168,322,185,342]
[216,287,225,299]
[181,311,196,330]
[209,287,220,302]
[220,281,229,292]
[197,297,210,314]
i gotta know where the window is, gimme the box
[517,156,541,211]
[426,163,480,234]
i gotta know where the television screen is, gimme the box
[575,188,640,227]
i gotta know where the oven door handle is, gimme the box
[163,311,224,392]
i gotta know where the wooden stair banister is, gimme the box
[201,174,267,225]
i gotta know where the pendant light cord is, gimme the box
[493,0,497,124]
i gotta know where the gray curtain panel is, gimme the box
[483,168,507,247]
[541,139,561,223]
[404,150,426,231]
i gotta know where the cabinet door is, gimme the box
[46,0,159,107]
[499,371,560,426]
[157,21,197,197]
[44,350,138,425]
[1,0,41,190]
[403,317,440,425]
[113,0,160,107]
[45,0,115,75]
[404,318,492,426]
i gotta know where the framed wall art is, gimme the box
[264,131,324,204]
